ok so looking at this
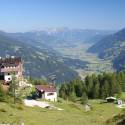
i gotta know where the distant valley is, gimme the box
[0,28,116,83]
[88,28,125,71]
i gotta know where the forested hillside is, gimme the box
[0,33,78,83]
[59,72,125,101]
[0,28,118,82]
[88,28,125,71]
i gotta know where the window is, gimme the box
[1,65,4,68]
[0,74,4,80]
[47,93,54,96]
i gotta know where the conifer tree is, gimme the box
[81,91,88,105]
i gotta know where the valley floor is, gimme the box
[0,100,122,125]
[54,43,114,79]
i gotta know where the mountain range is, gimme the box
[0,28,116,83]
[0,32,79,83]
[88,28,125,71]
[8,28,114,47]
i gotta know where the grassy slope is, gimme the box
[0,100,122,125]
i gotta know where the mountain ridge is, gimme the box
[87,28,125,71]
[0,32,78,83]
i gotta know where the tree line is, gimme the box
[59,72,125,102]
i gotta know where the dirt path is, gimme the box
[24,99,63,110]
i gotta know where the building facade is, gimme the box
[0,57,23,83]
[36,85,57,102]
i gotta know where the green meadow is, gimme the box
[0,100,122,125]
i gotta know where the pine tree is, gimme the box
[81,91,88,105]
[93,83,100,98]
[110,74,121,95]
[74,80,83,97]
[69,91,76,102]
[9,74,19,104]
[101,80,110,99]
[92,76,100,98]
[85,76,93,98]
[59,83,68,99]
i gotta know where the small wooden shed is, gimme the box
[106,97,117,103]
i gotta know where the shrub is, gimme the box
[10,104,24,110]
[68,92,76,102]
[16,105,24,110]
[0,108,7,112]
[0,84,7,102]
[57,98,65,103]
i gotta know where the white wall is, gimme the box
[4,73,19,82]
[4,73,12,82]
[44,92,57,102]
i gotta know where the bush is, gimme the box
[57,98,65,103]
[0,108,7,112]
[69,92,76,102]
[15,96,23,104]
[0,84,7,102]
[16,105,24,110]
[10,104,24,110]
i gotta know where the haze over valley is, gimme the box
[0,28,116,83]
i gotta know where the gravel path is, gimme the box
[116,104,125,108]
[24,99,63,110]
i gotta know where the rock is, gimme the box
[85,104,91,112]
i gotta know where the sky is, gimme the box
[0,0,125,32]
